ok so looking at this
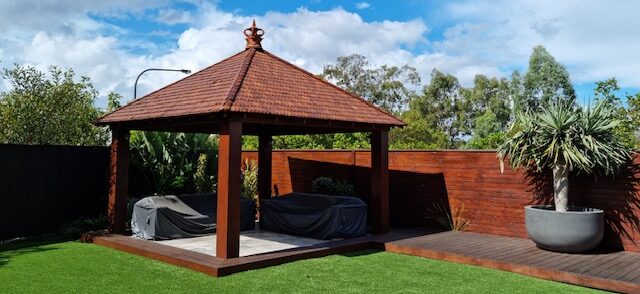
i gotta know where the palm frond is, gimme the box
[498,99,631,176]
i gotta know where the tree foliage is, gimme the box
[593,78,639,148]
[321,54,420,114]
[521,45,576,111]
[0,65,107,145]
[129,131,218,195]
[498,99,630,175]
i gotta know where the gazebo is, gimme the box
[97,21,404,259]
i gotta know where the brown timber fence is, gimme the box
[242,150,640,253]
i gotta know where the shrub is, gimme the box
[428,200,469,231]
[312,177,356,196]
[194,153,216,193]
[241,158,258,200]
[129,131,218,195]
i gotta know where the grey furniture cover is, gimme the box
[132,193,256,240]
[260,193,367,240]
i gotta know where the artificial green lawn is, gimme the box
[0,241,604,293]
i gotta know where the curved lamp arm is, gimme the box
[134,68,191,99]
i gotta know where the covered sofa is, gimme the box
[131,193,255,240]
[260,193,367,240]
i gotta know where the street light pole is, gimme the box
[134,68,191,99]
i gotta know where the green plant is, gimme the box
[0,65,108,145]
[241,158,258,200]
[498,99,631,211]
[429,200,469,231]
[311,177,357,196]
[129,131,217,195]
[312,177,334,194]
[194,153,216,193]
[59,215,108,239]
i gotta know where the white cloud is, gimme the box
[156,9,193,25]
[2,0,639,110]
[0,3,503,107]
[356,2,371,10]
[442,0,640,87]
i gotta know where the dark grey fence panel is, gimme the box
[0,144,109,239]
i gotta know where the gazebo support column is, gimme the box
[370,130,390,234]
[258,134,272,201]
[216,119,243,259]
[107,127,130,234]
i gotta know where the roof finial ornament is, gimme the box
[244,19,264,49]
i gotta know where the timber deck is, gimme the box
[383,231,640,293]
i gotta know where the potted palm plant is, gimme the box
[498,99,630,253]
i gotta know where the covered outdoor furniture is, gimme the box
[132,193,256,240]
[260,193,368,240]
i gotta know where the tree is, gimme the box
[522,45,576,111]
[510,71,526,115]
[245,54,421,151]
[465,109,505,149]
[321,54,420,114]
[107,92,123,112]
[462,74,512,149]
[408,69,469,149]
[626,93,640,149]
[0,65,107,145]
[389,110,449,149]
[593,78,640,148]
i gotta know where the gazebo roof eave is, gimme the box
[96,111,402,135]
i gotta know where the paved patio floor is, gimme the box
[154,230,329,257]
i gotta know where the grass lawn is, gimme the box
[0,240,604,293]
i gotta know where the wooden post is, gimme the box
[108,127,130,234]
[216,119,243,259]
[370,130,389,234]
[257,134,272,200]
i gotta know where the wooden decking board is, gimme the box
[481,242,537,260]
[552,253,610,272]
[95,229,640,293]
[586,253,631,277]
[405,236,489,254]
[581,254,632,277]
[599,256,640,280]
[520,250,570,268]
[618,261,640,282]
[424,236,493,253]
[500,246,549,264]
[565,253,617,274]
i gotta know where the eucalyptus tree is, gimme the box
[321,54,420,114]
[521,45,576,111]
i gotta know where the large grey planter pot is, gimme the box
[524,205,604,253]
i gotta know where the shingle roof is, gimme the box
[98,31,403,127]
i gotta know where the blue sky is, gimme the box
[1,0,639,107]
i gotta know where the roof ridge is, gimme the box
[98,49,249,123]
[259,50,405,126]
[221,48,257,111]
